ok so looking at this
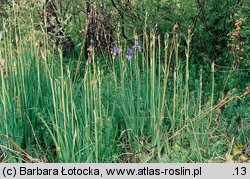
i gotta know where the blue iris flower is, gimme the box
[134,40,142,53]
[127,48,135,55]
[126,48,135,61]
[112,45,119,57]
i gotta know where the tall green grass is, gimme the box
[0,1,249,163]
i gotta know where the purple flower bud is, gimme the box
[112,45,119,57]
[134,40,140,48]
[134,40,142,53]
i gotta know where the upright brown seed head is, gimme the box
[0,59,5,74]
[173,22,179,32]
[81,29,86,37]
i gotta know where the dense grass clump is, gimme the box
[0,1,249,163]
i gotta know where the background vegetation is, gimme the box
[0,0,249,163]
